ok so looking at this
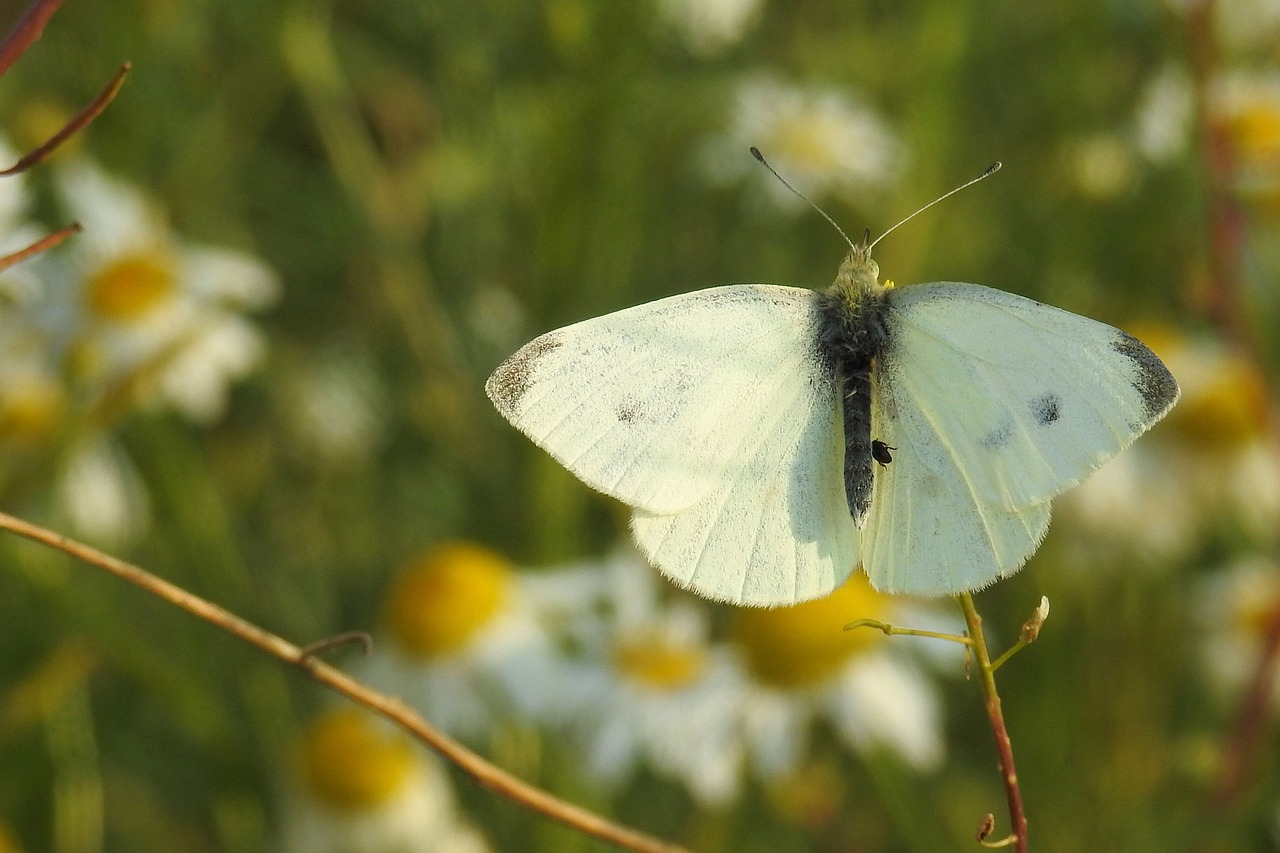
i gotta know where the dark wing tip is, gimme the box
[486,333,563,417]
[1112,331,1181,423]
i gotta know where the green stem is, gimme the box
[958,592,1028,853]
[844,618,972,646]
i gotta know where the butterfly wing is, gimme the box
[861,282,1178,595]
[488,284,859,605]
[630,334,859,605]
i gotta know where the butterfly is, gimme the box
[485,176,1179,607]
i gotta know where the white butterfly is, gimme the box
[486,229,1179,607]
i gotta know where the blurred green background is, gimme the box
[1,0,1279,851]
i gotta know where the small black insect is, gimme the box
[872,440,896,467]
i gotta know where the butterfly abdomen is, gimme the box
[816,285,892,524]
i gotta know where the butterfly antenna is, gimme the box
[750,147,857,251]
[867,161,1002,252]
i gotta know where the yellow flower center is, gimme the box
[1230,102,1280,164]
[612,632,708,689]
[773,115,843,176]
[0,376,64,441]
[300,708,415,810]
[734,574,887,688]
[384,541,512,657]
[85,251,176,321]
[1177,356,1269,449]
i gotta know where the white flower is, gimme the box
[1193,557,1280,707]
[281,707,491,853]
[56,437,150,547]
[278,347,389,468]
[655,0,763,57]
[702,77,903,210]
[1133,66,1194,165]
[562,554,749,805]
[730,574,947,778]
[44,160,278,423]
[358,542,579,740]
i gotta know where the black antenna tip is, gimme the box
[983,161,1002,177]
[749,146,764,162]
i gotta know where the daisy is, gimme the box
[702,76,904,210]
[654,0,764,57]
[560,553,749,805]
[281,707,491,853]
[1133,66,1194,166]
[55,436,150,547]
[44,159,277,423]
[358,542,580,741]
[1211,70,1280,200]
[730,573,947,779]
[277,347,388,469]
[1193,556,1280,707]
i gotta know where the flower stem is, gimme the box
[958,592,1028,853]
[844,617,972,646]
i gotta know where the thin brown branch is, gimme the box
[0,510,687,853]
[0,0,64,79]
[1,61,132,175]
[0,221,81,271]
[959,592,1028,853]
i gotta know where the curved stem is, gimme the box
[0,510,687,853]
[958,592,1028,853]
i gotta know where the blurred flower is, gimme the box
[281,707,490,853]
[1211,70,1280,200]
[0,136,46,306]
[279,347,388,468]
[731,574,946,778]
[1063,133,1136,200]
[655,0,763,57]
[56,437,150,547]
[43,160,278,423]
[1213,0,1280,56]
[359,542,577,740]
[1061,330,1279,565]
[1193,556,1280,706]
[701,77,903,210]
[564,554,749,805]
[1133,66,1194,166]
[0,335,63,446]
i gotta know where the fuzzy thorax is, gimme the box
[828,245,886,304]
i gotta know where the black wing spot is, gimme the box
[1030,392,1062,426]
[872,440,896,467]
[981,420,1013,449]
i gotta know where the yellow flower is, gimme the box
[612,629,708,689]
[84,251,177,322]
[384,542,513,658]
[299,708,415,811]
[734,574,888,689]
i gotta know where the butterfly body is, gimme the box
[487,244,1179,606]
